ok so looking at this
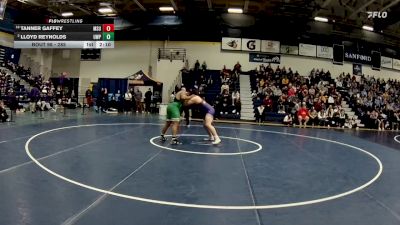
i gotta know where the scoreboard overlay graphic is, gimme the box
[14,18,115,49]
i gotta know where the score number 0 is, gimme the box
[102,24,114,32]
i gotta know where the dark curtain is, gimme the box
[98,78,128,95]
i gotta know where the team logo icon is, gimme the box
[227,40,238,49]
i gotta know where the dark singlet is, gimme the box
[201,100,215,116]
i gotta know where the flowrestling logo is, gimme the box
[367,11,387,19]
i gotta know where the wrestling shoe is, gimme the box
[203,136,215,141]
[212,138,221,145]
[161,136,167,142]
[171,138,182,145]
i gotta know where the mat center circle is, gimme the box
[149,134,262,155]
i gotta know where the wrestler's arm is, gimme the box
[180,93,195,100]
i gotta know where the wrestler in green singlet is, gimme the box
[166,101,182,121]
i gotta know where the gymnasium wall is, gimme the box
[17,41,400,95]
[51,49,81,77]
[155,59,185,102]
[79,41,163,82]
[165,41,400,80]
[17,40,400,81]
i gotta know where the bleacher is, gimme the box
[181,69,240,120]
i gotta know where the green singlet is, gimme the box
[166,101,182,121]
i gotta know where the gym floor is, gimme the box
[0,110,399,225]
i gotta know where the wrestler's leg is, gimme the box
[204,113,221,144]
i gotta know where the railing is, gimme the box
[158,48,186,62]
[168,70,182,102]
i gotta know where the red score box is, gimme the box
[102,24,114,32]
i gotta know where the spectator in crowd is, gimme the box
[0,100,8,122]
[134,88,143,113]
[297,103,309,128]
[339,109,346,128]
[308,107,318,127]
[221,82,229,94]
[255,104,265,124]
[263,95,273,112]
[277,105,286,114]
[318,109,329,126]
[194,60,200,71]
[201,61,207,71]
[29,85,40,113]
[377,110,387,131]
[283,114,293,126]
[233,61,242,73]
[124,90,133,113]
[145,88,152,113]
[85,88,93,107]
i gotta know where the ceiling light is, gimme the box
[314,16,328,22]
[17,0,27,3]
[159,6,174,12]
[61,12,74,17]
[98,7,113,14]
[362,25,374,31]
[228,8,243,14]
[99,2,111,6]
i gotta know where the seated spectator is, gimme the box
[308,107,318,127]
[369,109,379,129]
[232,91,240,104]
[339,109,346,128]
[221,82,229,94]
[263,95,273,112]
[277,105,286,114]
[332,106,341,127]
[326,105,334,127]
[220,95,231,114]
[297,103,309,128]
[283,114,293,126]
[287,83,296,97]
[344,116,357,129]
[234,98,241,115]
[251,90,257,99]
[377,110,387,131]
[318,109,329,126]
